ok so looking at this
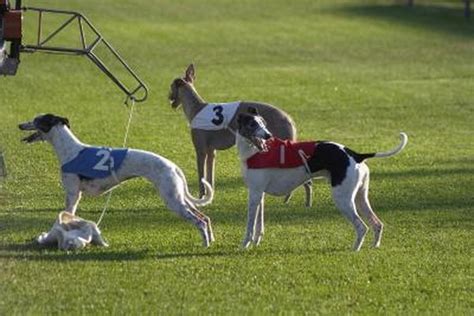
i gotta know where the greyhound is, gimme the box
[236,108,408,251]
[19,114,215,247]
[169,64,312,206]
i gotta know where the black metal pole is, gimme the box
[18,6,148,101]
[9,0,22,59]
[465,0,471,19]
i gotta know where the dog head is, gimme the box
[237,107,272,151]
[169,63,196,109]
[18,114,70,143]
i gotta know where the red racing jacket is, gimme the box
[247,137,317,169]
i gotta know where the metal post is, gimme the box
[37,11,42,45]
[0,150,7,179]
[465,0,471,19]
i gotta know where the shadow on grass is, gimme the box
[0,241,149,261]
[0,240,348,262]
[334,4,474,38]
[3,166,472,232]
[155,249,234,260]
[439,156,474,165]
[155,245,348,260]
[372,167,474,179]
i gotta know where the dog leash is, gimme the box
[96,96,136,227]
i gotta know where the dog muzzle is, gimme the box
[250,136,269,152]
[18,121,36,131]
[21,131,43,143]
[19,122,43,143]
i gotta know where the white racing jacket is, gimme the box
[191,101,240,130]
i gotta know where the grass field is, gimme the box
[1,0,473,314]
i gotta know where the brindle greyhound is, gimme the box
[168,64,312,206]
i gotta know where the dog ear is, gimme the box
[184,64,195,83]
[59,117,70,128]
[35,114,70,132]
[173,78,187,87]
[34,114,55,133]
[248,107,258,115]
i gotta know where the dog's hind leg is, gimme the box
[355,166,383,248]
[332,178,368,251]
[171,202,211,247]
[186,201,215,243]
[243,190,264,248]
[153,171,210,247]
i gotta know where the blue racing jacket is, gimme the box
[61,147,128,179]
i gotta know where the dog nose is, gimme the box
[263,133,272,140]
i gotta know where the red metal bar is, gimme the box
[3,10,22,40]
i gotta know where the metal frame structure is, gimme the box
[1,0,148,102]
[21,6,148,102]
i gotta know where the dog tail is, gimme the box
[186,178,214,206]
[374,132,408,158]
[176,167,214,206]
[348,132,408,163]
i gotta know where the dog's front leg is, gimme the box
[195,148,207,198]
[303,180,313,208]
[243,190,264,249]
[65,190,82,215]
[192,132,209,198]
[253,193,265,245]
[205,149,216,189]
[62,173,82,214]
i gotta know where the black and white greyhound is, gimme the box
[236,108,408,251]
[19,114,215,247]
[169,64,312,206]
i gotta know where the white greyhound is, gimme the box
[236,108,408,251]
[19,114,215,247]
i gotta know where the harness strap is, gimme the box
[104,149,121,185]
[110,170,120,185]
[298,149,311,174]
[226,126,237,136]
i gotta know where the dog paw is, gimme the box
[37,232,49,244]
[372,241,381,249]
[200,231,211,248]
[253,235,263,246]
[352,242,363,252]
[209,231,215,243]
[242,239,252,249]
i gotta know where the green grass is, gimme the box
[1,0,473,314]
